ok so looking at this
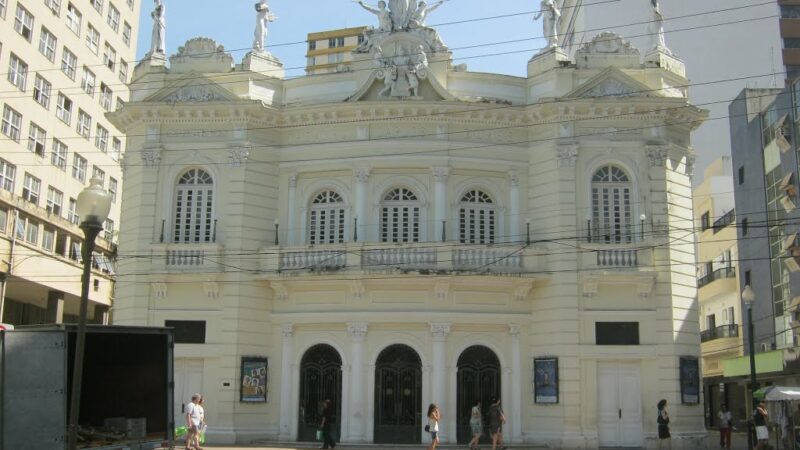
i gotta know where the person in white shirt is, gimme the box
[718,404,732,449]
[185,393,202,450]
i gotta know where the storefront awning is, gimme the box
[723,350,784,377]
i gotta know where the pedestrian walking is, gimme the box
[489,398,506,450]
[718,404,732,449]
[319,399,336,449]
[185,393,202,450]
[754,402,769,450]
[427,403,440,450]
[468,400,482,450]
[657,399,671,450]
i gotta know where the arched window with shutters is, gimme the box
[308,190,346,244]
[591,164,632,243]
[380,187,421,243]
[459,189,496,244]
[173,168,215,243]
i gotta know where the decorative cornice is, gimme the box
[354,167,371,184]
[140,148,162,169]
[347,322,368,339]
[509,323,521,336]
[431,167,450,183]
[647,145,669,168]
[509,171,520,188]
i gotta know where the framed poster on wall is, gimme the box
[240,356,268,403]
[679,356,700,404]
[534,357,559,404]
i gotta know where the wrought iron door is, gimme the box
[298,344,342,442]
[456,345,501,444]
[374,344,422,444]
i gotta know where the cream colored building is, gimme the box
[692,157,745,424]
[0,0,141,325]
[306,26,368,75]
[111,10,708,448]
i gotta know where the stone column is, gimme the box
[354,168,370,242]
[509,171,520,244]
[347,322,368,442]
[287,174,298,245]
[279,323,294,440]
[431,168,449,242]
[45,290,64,324]
[430,322,451,442]
[509,324,522,442]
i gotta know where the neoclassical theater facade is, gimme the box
[110,7,707,448]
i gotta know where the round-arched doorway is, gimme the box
[456,345,501,444]
[373,344,422,444]
[298,344,342,442]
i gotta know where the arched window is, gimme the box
[591,165,632,243]
[380,187,420,243]
[459,189,496,244]
[308,190,346,244]
[173,168,214,243]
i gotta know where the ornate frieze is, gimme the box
[228,147,250,168]
[204,281,220,299]
[347,322,369,340]
[647,146,669,168]
[152,281,167,299]
[140,148,162,169]
[430,322,451,339]
[354,167,372,184]
[431,166,450,183]
[556,144,579,168]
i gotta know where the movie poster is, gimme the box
[534,357,559,404]
[680,356,699,404]
[241,357,268,403]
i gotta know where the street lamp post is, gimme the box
[67,177,112,450]
[640,214,647,241]
[526,218,531,246]
[742,284,758,450]
[274,219,279,246]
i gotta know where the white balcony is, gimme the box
[581,243,653,270]
[151,243,223,272]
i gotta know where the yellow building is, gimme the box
[306,26,368,75]
[0,0,141,325]
[693,157,746,425]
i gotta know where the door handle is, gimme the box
[618,409,621,419]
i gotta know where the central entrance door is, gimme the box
[174,358,203,429]
[598,361,643,448]
[374,344,422,444]
[456,346,501,444]
[298,344,342,442]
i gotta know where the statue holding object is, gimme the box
[150,0,166,55]
[533,0,561,49]
[253,0,277,52]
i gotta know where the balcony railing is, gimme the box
[151,243,222,272]
[712,209,736,234]
[580,243,653,269]
[264,243,538,275]
[697,266,736,288]
[701,324,739,343]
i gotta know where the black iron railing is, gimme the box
[712,209,736,234]
[701,324,739,342]
[697,266,736,288]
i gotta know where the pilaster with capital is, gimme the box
[556,144,579,169]
[430,322,450,440]
[279,323,294,440]
[354,168,371,242]
[347,322,368,442]
[647,145,669,168]
[509,324,522,441]
[431,167,449,242]
[509,171,520,243]
[287,174,298,245]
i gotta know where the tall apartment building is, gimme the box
[0,0,141,326]
[781,0,800,78]
[305,26,367,75]
[693,158,746,426]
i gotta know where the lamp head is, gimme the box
[742,285,755,306]
[640,214,647,221]
[76,177,112,226]
[274,218,279,226]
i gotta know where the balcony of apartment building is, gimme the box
[579,223,655,271]
[697,265,737,299]
[700,319,742,378]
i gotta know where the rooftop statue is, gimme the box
[533,0,561,49]
[389,0,414,30]
[149,0,166,55]
[358,1,393,33]
[408,0,447,28]
[649,0,670,53]
[253,0,277,52]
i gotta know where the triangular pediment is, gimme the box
[146,73,239,103]
[564,67,660,100]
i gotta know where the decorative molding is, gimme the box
[347,322,369,339]
[350,280,365,301]
[509,323,521,336]
[509,171,520,188]
[685,153,696,177]
[514,281,534,302]
[228,147,250,168]
[583,79,637,98]
[281,323,294,338]
[431,166,450,183]
[152,281,167,299]
[430,322,451,339]
[203,281,220,299]
[140,148,161,168]
[288,174,298,189]
[582,277,598,298]
[647,146,669,168]
[576,32,640,56]
[434,282,449,301]
[270,282,288,302]
[354,167,371,184]
[556,144,579,168]
[163,85,227,103]
[637,278,654,298]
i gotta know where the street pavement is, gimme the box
[186,430,757,450]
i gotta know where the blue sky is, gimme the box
[135,0,544,78]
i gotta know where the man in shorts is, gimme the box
[754,402,769,450]
[185,393,202,450]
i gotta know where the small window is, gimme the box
[85,24,100,54]
[110,138,121,161]
[22,173,41,205]
[45,0,61,15]
[92,166,105,185]
[701,212,710,231]
[61,47,77,79]
[33,75,52,108]
[742,217,749,236]
[745,270,752,287]
[328,38,336,48]
[596,322,640,345]
[100,83,113,110]
[95,125,109,152]
[42,226,55,252]
[122,21,131,46]
[0,0,5,18]
[27,123,47,157]
[72,154,87,182]
[39,27,57,61]
[76,110,92,139]
[119,60,128,83]
[56,93,73,124]
[66,3,82,34]
[165,320,206,344]
[90,0,103,14]
[47,187,63,215]
[106,3,119,31]
[8,54,28,91]
[103,42,116,71]
[68,198,79,224]
[51,139,68,170]
[14,4,34,41]
[0,206,7,234]
[109,177,118,203]
[308,40,316,51]
[81,67,96,96]
[1,105,22,142]
[0,159,16,192]
[739,166,745,185]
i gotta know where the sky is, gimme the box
[135,0,543,78]
[134,0,784,183]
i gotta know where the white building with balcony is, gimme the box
[110,11,707,448]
